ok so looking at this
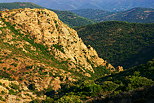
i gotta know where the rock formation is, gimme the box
[0,8,114,102]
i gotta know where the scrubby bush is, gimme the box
[9,83,19,90]
[42,97,54,103]
[9,89,17,95]
[56,95,82,103]
[125,76,154,90]
[82,83,102,96]
[102,81,119,92]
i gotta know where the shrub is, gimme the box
[42,97,54,103]
[79,80,102,96]
[30,99,42,103]
[9,89,17,95]
[125,76,154,90]
[28,84,36,91]
[9,83,19,90]
[102,81,119,92]
[26,66,33,70]
[0,96,5,101]
[0,70,14,80]
[52,44,65,53]
[56,95,82,103]
[93,66,110,79]
[83,83,102,96]
[11,63,18,67]
[1,91,5,95]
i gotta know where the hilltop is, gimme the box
[0,2,42,10]
[0,2,94,27]
[0,8,113,102]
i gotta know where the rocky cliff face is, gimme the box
[1,8,114,71]
[0,8,114,102]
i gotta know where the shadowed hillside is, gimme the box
[75,21,154,68]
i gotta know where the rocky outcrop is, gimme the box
[1,8,114,72]
[0,8,115,102]
[116,66,124,72]
[0,79,44,103]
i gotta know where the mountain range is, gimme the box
[1,2,154,24]
[0,0,154,11]
[72,7,154,23]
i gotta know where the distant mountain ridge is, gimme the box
[71,9,111,21]
[0,2,94,27]
[0,2,42,10]
[0,0,154,11]
[103,7,154,23]
[72,7,154,23]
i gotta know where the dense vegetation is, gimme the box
[31,59,154,103]
[71,9,111,21]
[0,2,94,27]
[51,9,95,27]
[94,59,154,103]
[71,8,154,23]
[75,21,154,68]
[103,8,154,23]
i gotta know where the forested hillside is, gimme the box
[71,9,111,21]
[94,59,154,103]
[51,9,95,27]
[103,8,154,23]
[75,21,154,68]
[72,8,154,23]
[33,59,154,103]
